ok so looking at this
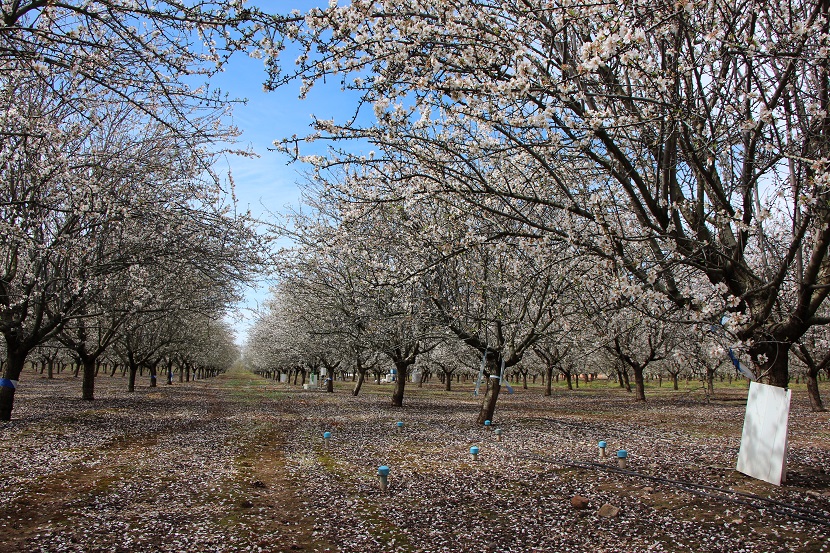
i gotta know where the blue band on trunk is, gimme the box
[0,378,17,389]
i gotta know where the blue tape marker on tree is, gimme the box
[0,378,17,389]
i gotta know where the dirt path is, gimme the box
[0,369,335,553]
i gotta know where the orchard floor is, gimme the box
[1,370,829,553]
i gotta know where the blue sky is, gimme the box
[211,3,363,346]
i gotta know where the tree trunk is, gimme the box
[0,351,27,421]
[326,365,335,393]
[565,371,573,390]
[392,364,407,407]
[352,370,366,396]
[128,364,138,392]
[633,365,646,401]
[807,366,826,412]
[622,369,632,393]
[522,372,528,389]
[477,376,501,425]
[753,340,791,388]
[149,365,157,388]
[47,360,54,380]
[706,368,715,397]
[444,371,452,391]
[672,372,679,390]
[544,365,553,396]
[82,356,96,401]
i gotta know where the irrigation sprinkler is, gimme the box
[323,431,332,447]
[396,421,404,433]
[494,428,503,442]
[617,449,628,469]
[484,420,492,429]
[377,465,390,492]
[598,441,607,459]
[470,446,480,461]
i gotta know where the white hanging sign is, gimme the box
[736,381,791,486]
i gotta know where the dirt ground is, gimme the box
[1,369,828,552]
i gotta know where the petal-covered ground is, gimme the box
[1,370,828,552]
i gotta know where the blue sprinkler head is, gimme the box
[617,449,628,459]
[598,441,607,449]
[470,446,480,455]
[323,432,332,439]
[484,420,491,426]
[378,465,390,477]
[396,421,404,428]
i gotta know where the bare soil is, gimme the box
[1,370,828,552]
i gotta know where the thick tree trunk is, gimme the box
[477,376,501,425]
[544,365,553,396]
[326,366,335,393]
[633,365,646,401]
[565,371,573,390]
[753,340,791,388]
[706,368,716,397]
[128,364,138,392]
[47,360,54,380]
[672,373,679,390]
[0,351,27,421]
[444,371,452,391]
[149,365,157,387]
[807,367,826,412]
[392,365,407,407]
[82,357,96,401]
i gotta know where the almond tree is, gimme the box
[277,0,830,389]
[0,0,276,419]
[267,175,441,405]
[0,1,287,135]
[793,328,829,412]
[0,80,259,416]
